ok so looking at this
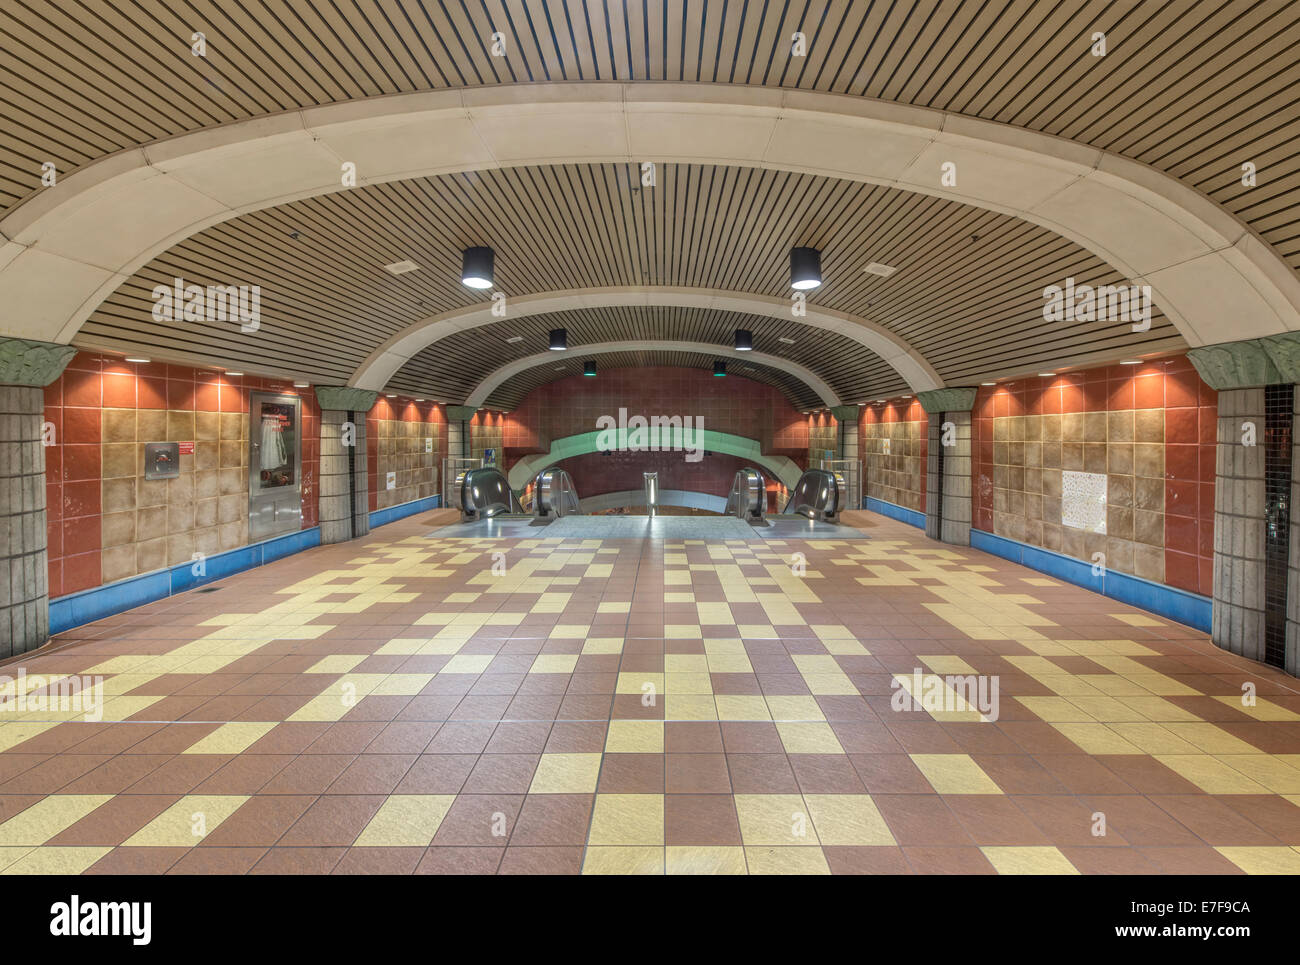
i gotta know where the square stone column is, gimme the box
[918,388,976,546]
[0,338,76,655]
[1212,388,1267,661]
[315,387,377,545]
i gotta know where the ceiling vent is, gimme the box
[383,260,421,275]
[863,262,896,277]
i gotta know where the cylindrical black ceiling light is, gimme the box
[734,329,753,351]
[584,359,597,377]
[461,246,494,289]
[549,328,568,351]
[713,360,727,377]
[790,246,822,290]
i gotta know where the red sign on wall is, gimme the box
[178,441,195,455]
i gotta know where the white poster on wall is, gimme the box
[386,471,396,491]
[424,437,432,453]
[1061,470,1107,533]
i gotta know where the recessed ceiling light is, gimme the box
[415,398,425,402]
[386,394,396,398]
[1119,359,1141,365]
[225,371,243,377]
[864,262,896,277]
[383,259,420,275]
[293,381,309,388]
[1038,372,1056,377]
[981,381,996,386]
[734,329,753,351]
[549,328,567,351]
[124,357,150,363]
[506,335,524,343]
[856,402,866,406]
[778,336,796,345]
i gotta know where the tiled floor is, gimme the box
[2,509,1299,875]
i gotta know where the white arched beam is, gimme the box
[2,83,1295,350]
[358,287,937,393]
[462,339,839,407]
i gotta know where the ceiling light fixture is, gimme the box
[1038,372,1056,377]
[293,381,309,388]
[778,336,796,345]
[506,335,524,343]
[734,329,753,351]
[790,247,822,290]
[225,371,244,377]
[124,357,150,363]
[460,246,494,289]
[1119,359,1141,365]
[981,381,996,386]
[713,361,727,377]
[583,360,597,377]
[383,259,420,275]
[548,328,567,351]
[863,262,896,277]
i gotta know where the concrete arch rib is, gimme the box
[1,83,1295,351]
[462,339,839,407]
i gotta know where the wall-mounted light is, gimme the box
[125,357,150,363]
[734,329,753,351]
[461,246,494,289]
[549,328,567,351]
[790,247,822,290]
[713,361,726,377]
[584,360,597,377]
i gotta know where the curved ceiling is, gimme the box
[3,0,1296,280]
[388,306,904,407]
[470,348,829,412]
[74,161,1182,396]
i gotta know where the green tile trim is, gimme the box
[0,338,77,387]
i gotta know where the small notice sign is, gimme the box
[386,471,396,490]
[178,441,195,455]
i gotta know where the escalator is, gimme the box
[533,467,581,520]
[459,467,525,520]
[782,468,842,522]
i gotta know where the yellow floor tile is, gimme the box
[605,720,664,753]
[665,845,747,875]
[529,654,579,674]
[354,795,455,846]
[581,846,663,875]
[183,722,276,755]
[804,794,895,846]
[1216,847,1300,875]
[734,794,816,846]
[775,722,844,755]
[588,794,664,845]
[1154,756,1271,795]
[0,847,112,875]
[744,846,831,875]
[982,846,1079,875]
[305,655,366,674]
[122,795,248,846]
[0,796,112,846]
[528,753,602,794]
[910,754,1003,794]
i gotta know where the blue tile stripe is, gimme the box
[367,494,442,528]
[49,494,444,636]
[970,529,1211,632]
[864,496,926,529]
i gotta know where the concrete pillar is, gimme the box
[1210,388,1266,661]
[917,388,976,546]
[830,405,861,508]
[447,406,474,460]
[1189,335,1300,672]
[0,339,76,655]
[315,388,377,545]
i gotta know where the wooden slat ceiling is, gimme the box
[387,304,897,408]
[2,0,1296,273]
[79,161,1184,396]
[472,349,825,410]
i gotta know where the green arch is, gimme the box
[507,427,802,492]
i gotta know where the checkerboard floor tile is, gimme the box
[2,508,1299,874]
